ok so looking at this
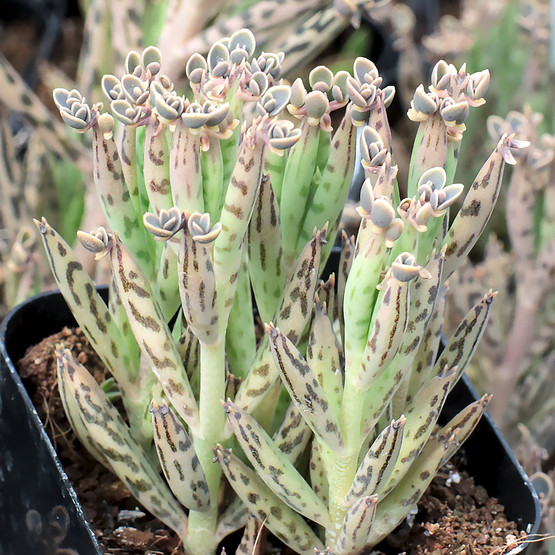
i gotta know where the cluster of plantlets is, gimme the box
[0,0,391,320]
[40,30,523,554]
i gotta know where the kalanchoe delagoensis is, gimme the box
[39,31,517,555]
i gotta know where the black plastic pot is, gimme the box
[0,288,540,554]
[0,288,104,555]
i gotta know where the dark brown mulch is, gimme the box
[18,327,526,555]
[386,461,526,555]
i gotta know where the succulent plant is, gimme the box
[39,30,521,554]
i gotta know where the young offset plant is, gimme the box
[39,30,521,555]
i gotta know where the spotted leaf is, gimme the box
[56,348,188,540]
[151,401,210,511]
[222,400,331,527]
[248,173,285,323]
[307,299,343,419]
[144,116,173,213]
[344,416,405,506]
[272,401,312,464]
[214,446,325,555]
[34,219,141,412]
[267,324,343,451]
[170,119,204,213]
[381,367,456,495]
[434,291,495,392]
[110,235,199,430]
[235,228,324,412]
[442,135,516,280]
[334,495,378,555]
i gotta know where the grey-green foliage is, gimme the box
[39,32,520,554]
[40,28,377,555]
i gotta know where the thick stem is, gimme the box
[185,505,220,555]
[187,339,226,555]
[325,451,356,546]
[324,383,366,545]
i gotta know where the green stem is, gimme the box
[185,505,220,555]
[186,338,226,555]
[324,384,366,545]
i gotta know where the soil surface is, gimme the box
[18,328,526,555]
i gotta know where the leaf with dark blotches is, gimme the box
[407,114,448,199]
[56,348,188,540]
[281,120,321,265]
[215,496,248,542]
[355,274,410,391]
[272,401,312,464]
[119,125,141,215]
[434,290,495,393]
[214,446,325,554]
[381,367,456,495]
[110,235,199,430]
[334,495,378,555]
[151,401,210,511]
[248,173,286,324]
[406,285,446,402]
[442,135,516,280]
[173,315,200,397]
[310,440,329,504]
[235,228,325,413]
[344,416,405,505]
[222,400,331,527]
[35,219,140,398]
[56,351,110,468]
[178,224,219,345]
[343,226,390,367]
[170,120,204,213]
[307,299,343,419]
[215,129,266,320]
[315,274,336,323]
[436,394,491,465]
[156,241,180,320]
[366,431,458,546]
[200,134,224,221]
[143,117,173,213]
[266,323,343,452]
[91,121,151,270]
[368,398,490,546]
[226,252,256,378]
[391,250,444,413]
